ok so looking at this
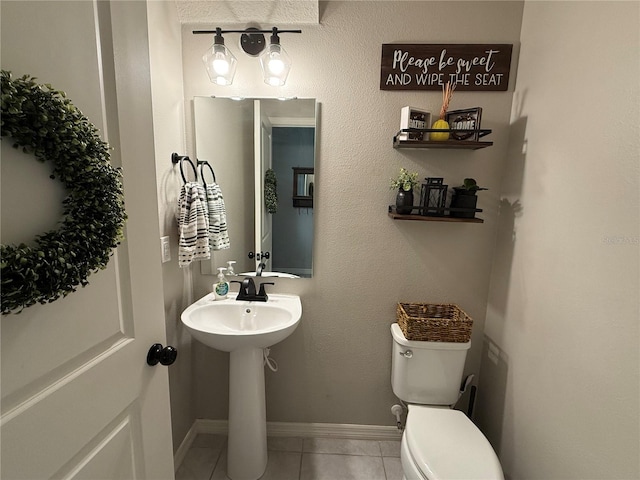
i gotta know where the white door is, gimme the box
[1,2,174,479]
[254,100,274,272]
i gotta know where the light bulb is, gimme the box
[212,54,230,75]
[268,55,285,75]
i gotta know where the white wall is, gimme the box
[479,2,640,478]
[181,1,524,425]
[146,0,194,451]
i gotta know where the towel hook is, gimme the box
[171,153,197,183]
[198,160,217,185]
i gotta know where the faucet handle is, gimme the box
[258,282,274,298]
[242,277,257,295]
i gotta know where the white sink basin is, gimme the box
[181,293,302,352]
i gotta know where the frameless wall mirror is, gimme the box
[194,97,317,278]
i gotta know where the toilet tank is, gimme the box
[391,323,470,405]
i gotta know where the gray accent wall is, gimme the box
[272,127,315,276]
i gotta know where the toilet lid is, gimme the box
[406,406,503,480]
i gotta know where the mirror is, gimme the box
[194,97,317,278]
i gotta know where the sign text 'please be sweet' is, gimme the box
[380,44,513,91]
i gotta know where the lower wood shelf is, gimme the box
[388,206,484,223]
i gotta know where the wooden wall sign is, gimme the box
[380,44,513,91]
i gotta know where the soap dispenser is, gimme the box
[226,260,236,276]
[213,267,230,300]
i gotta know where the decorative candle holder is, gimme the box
[420,177,448,216]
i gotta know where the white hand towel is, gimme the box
[177,182,211,267]
[205,182,230,251]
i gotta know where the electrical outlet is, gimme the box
[160,236,171,263]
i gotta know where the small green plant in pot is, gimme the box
[390,168,419,215]
[450,178,487,218]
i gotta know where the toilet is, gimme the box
[391,323,503,480]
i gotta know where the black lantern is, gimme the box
[420,177,448,216]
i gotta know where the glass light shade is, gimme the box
[203,43,237,86]
[259,43,291,86]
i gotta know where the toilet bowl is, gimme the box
[390,323,503,480]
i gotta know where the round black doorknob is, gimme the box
[147,343,178,366]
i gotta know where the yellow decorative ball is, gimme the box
[430,119,450,141]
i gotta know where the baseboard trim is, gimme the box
[173,423,198,473]
[195,419,402,440]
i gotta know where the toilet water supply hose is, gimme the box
[459,374,474,404]
[391,404,404,430]
[263,348,278,372]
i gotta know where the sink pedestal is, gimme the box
[227,348,267,480]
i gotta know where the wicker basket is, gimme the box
[396,302,473,343]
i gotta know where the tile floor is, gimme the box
[176,434,403,480]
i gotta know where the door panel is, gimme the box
[61,414,140,480]
[0,265,129,412]
[0,2,174,479]
[2,339,142,478]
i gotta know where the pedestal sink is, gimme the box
[181,293,302,480]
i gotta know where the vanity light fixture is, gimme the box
[260,28,292,86]
[202,28,237,86]
[194,27,301,86]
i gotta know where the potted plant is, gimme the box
[390,168,419,214]
[450,178,487,218]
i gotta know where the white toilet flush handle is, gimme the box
[399,350,413,358]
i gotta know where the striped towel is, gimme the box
[205,182,230,250]
[177,182,211,267]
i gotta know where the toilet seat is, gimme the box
[404,405,503,480]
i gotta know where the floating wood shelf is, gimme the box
[388,205,484,223]
[393,128,493,150]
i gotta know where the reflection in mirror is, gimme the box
[195,97,316,278]
[293,167,314,208]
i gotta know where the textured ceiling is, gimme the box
[174,0,319,25]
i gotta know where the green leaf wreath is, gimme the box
[264,168,278,214]
[1,71,127,315]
